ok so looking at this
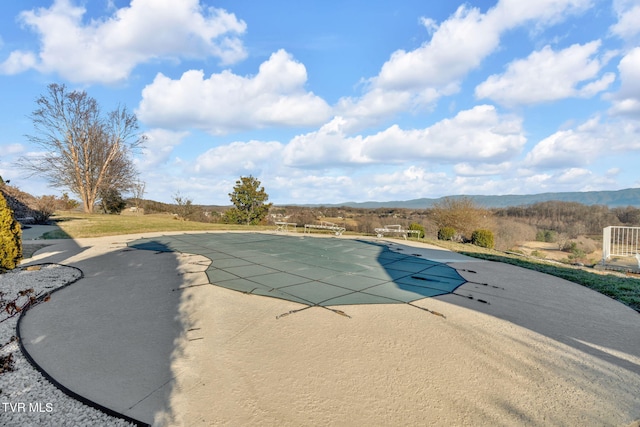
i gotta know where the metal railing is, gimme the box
[602,226,640,265]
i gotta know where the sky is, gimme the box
[1,0,639,206]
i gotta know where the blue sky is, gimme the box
[1,0,639,205]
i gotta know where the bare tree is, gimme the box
[131,180,146,214]
[173,191,195,220]
[429,196,491,239]
[18,84,145,213]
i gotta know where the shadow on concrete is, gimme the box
[20,223,70,240]
[433,257,640,375]
[17,238,194,426]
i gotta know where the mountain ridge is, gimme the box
[292,188,640,209]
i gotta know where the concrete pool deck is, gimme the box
[16,231,640,426]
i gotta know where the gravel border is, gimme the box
[1,264,136,427]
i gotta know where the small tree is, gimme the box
[131,180,146,213]
[225,176,272,225]
[58,192,79,211]
[100,188,126,214]
[173,192,195,220]
[0,193,22,270]
[33,195,57,223]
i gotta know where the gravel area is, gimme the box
[0,264,135,427]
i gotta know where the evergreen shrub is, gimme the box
[437,227,456,241]
[471,229,495,249]
[0,193,22,270]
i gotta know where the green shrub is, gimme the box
[0,193,22,270]
[408,222,425,239]
[100,188,127,214]
[437,227,456,241]
[531,250,545,259]
[222,208,242,224]
[536,229,557,243]
[568,248,586,261]
[471,229,495,249]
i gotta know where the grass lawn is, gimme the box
[43,211,272,238]
[31,212,640,314]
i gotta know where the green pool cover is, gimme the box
[128,233,467,307]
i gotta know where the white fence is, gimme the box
[602,226,640,265]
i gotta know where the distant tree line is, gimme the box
[493,201,640,236]
[128,197,225,223]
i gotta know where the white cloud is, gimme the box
[610,98,640,115]
[610,0,640,41]
[0,51,38,74]
[453,162,514,176]
[338,0,593,128]
[282,117,367,167]
[0,0,247,83]
[365,166,450,199]
[606,167,621,177]
[524,116,640,168]
[335,88,415,133]
[609,47,640,116]
[283,105,526,168]
[489,0,593,30]
[162,105,528,202]
[194,140,284,175]
[525,129,597,169]
[374,0,592,91]
[0,144,26,185]
[1,143,25,155]
[137,129,189,169]
[363,105,525,163]
[522,168,617,192]
[555,167,593,183]
[137,50,332,134]
[475,41,615,105]
[234,172,359,204]
[376,6,498,91]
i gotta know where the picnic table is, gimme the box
[374,225,421,240]
[304,221,346,236]
[275,221,298,232]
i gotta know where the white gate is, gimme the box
[602,226,640,265]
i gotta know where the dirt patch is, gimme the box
[516,241,573,261]
[515,240,603,264]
